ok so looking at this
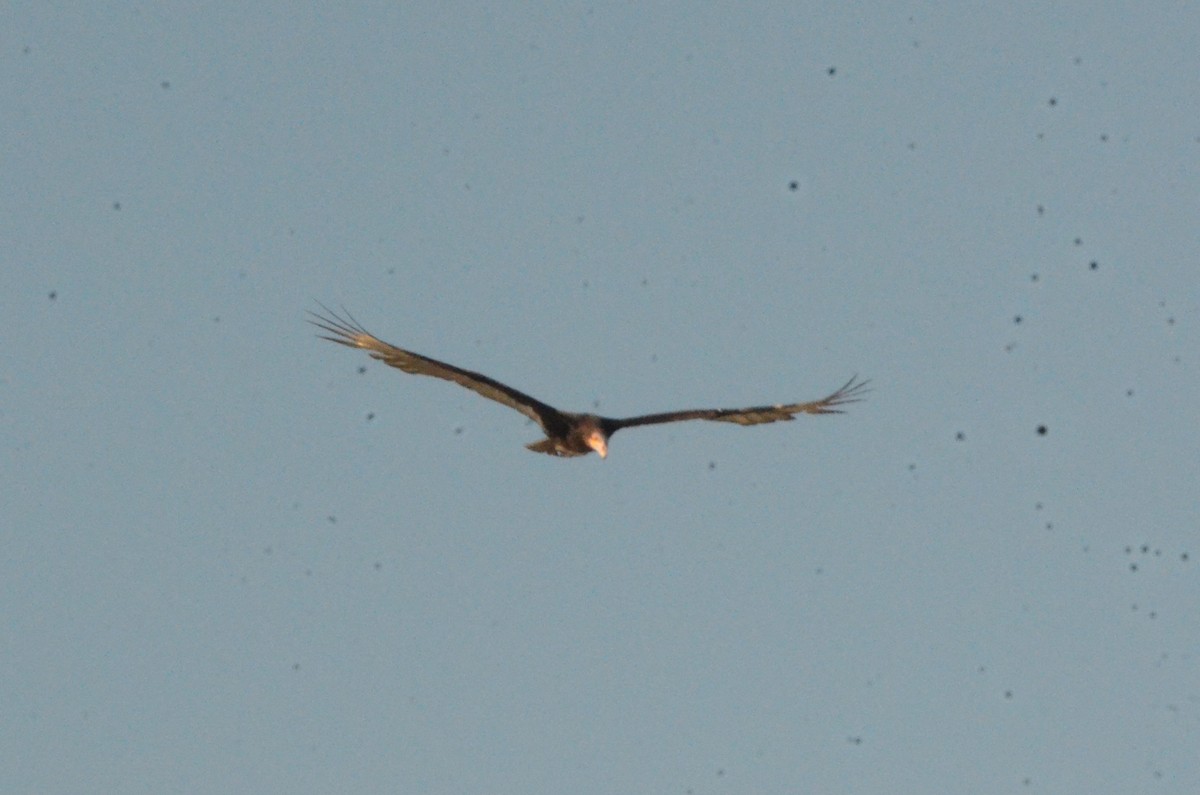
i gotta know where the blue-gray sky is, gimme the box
[4,4,1198,793]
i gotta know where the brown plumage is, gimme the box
[309,304,868,459]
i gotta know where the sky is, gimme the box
[3,3,1198,793]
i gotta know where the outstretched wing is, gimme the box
[308,303,563,428]
[609,375,869,430]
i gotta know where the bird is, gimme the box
[309,304,868,459]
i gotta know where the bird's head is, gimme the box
[585,427,608,459]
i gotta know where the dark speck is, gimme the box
[1014,315,1022,324]
[48,290,57,300]
[788,180,799,191]
[357,366,367,374]
[827,66,836,76]
[161,80,171,90]
[1073,237,1082,246]
[1089,261,1098,270]
[955,431,965,441]
[1048,97,1057,106]
[1036,425,1047,436]
[366,412,375,421]
[112,201,121,210]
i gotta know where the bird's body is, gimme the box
[309,305,868,459]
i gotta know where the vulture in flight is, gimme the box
[309,304,868,459]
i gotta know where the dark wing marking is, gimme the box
[609,375,869,430]
[308,303,563,428]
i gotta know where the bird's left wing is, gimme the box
[609,375,869,429]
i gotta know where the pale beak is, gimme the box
[587,431,608,459]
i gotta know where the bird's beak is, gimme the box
[588,431,608,459]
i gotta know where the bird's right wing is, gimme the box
[309,304,561,428]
